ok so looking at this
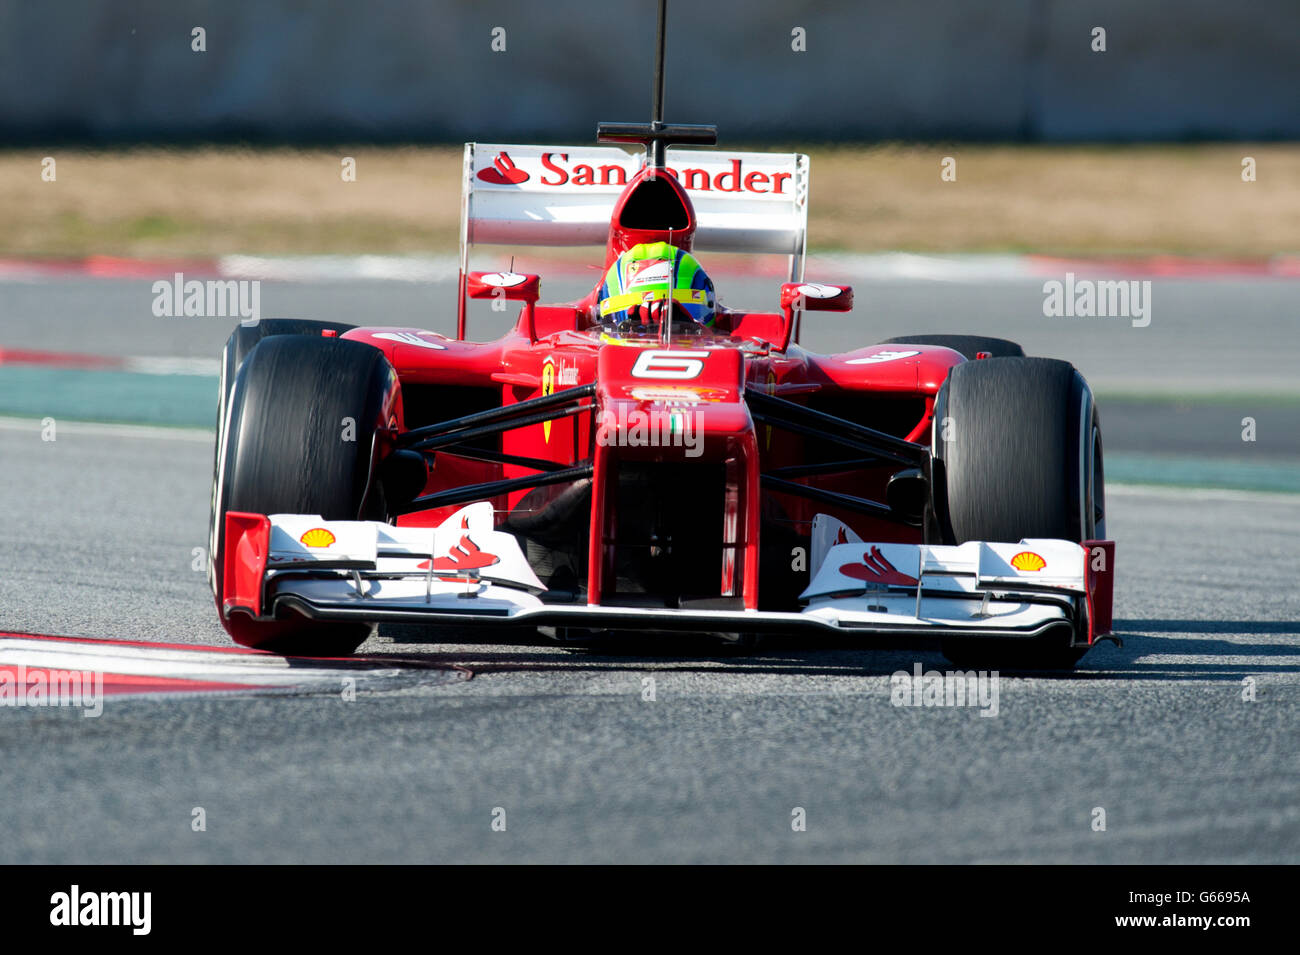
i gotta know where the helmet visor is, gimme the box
[599,286,711,324]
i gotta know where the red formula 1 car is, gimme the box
[209,23,1113,670]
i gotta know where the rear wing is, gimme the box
[458,143,809,332]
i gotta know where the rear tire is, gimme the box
[932,356,1105,670]
[211,335,397,656]
[879,334,1024,360]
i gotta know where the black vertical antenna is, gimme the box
[597,0,717,169]
[650,0,667,167]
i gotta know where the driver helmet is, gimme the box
[596,242,715,329]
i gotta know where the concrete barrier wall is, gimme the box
[1,0,1296,143]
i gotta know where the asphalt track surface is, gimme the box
[0,276,1297,863]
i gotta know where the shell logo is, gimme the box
[300,527,336,548]
[1010,551,1046,572]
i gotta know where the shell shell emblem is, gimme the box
[1010,551,1046,572]
[300,527,336,548]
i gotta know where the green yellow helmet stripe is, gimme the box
[598,287,709,316]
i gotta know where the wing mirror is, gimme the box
[778,282,854,350]
[465,271,541,340]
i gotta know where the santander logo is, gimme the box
[477,151,530,185]
[839,546,919,586]
[476,150,792,196]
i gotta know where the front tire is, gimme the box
[932,356,1105,669]
[209,319,356,593]
[211,335,398,655]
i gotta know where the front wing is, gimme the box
[222,504,1115,646]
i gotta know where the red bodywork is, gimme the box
[340,165,962,615]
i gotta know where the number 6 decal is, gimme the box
[631,349,709,380]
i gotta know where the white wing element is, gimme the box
[798,538,1088,635]
[809,513,863,580]
[249,506,1100,645]
[462,143,808,257]
[803,539,1087,601]
[267,501,545,593]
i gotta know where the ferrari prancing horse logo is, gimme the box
[542,359,555,442]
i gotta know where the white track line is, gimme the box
[0,415,213,442]
[219,254,460,283]
[0,636,409,686]
[1107,483,1300,504]
[121,356,221,376]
